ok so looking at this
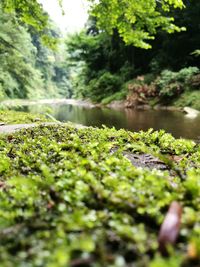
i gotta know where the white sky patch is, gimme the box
[38,0,89,33]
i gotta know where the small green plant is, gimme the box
[0,122,199,266]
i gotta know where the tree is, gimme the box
[31,24,72,98]
[87,0,185,48]
[1,0,185,49]
[1,0,48,31]
[0,4,70,100]
[66,20,135,101]
[66,0,200,102]
[0,6,44,99]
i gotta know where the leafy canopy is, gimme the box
[2,0,185,48]
[87,0,186,48]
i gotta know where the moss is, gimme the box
[0,123,199,266]
[0,110,52,124]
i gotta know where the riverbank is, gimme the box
[0,114,200,266]
[1,98,199,115]
[96,67,200,113]
[1,101,200,140]
[70,65,200,113]
[0,99,96,108]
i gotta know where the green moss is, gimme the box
[0,124,199,266]
[0,110,52,124]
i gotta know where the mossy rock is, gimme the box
[0,110,52,124]
[0,124,199,266]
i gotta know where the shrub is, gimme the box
[155,67,200,100]
[176,67,199,82]
[127,78,157,98]
[173,90,200,110]
[143,73,156,85]
[190,74,200,88]
[86,72,122,102]
[157,81,182,99]
[101,90,127,104]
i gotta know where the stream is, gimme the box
[5,99,200,140]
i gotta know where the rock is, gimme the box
[153,105,181,111]
[183,107,200,118]
[136,104,151,110]
[110,148,169,171]
[165,106,181,111]
[123,152,169,170]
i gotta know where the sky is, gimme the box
[39,0,89,33]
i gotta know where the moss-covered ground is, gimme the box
[0,110,52,124]
[0,118,200,266]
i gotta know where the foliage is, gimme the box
[1,0,199,104]
[101,90,127,105]
[0,7,44,99]
[2,0,186,49]
[124,67,200,108]
[0,123,199,266]
[67,29,134,101]
[155,67,199,100]
[148,0,200,72]
[0,4,71,100]
[32,30,72,99]
[88,0,186,49]
[190,74,200,88]
[127,76,157,98]
[67,0,200,104]
[66,29,134,81]
[173,91,200,111]
[1,0,58,48]
[191,49,200,57]
[86,72,122,102]
[1,0,48,31]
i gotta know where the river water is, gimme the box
[14,102,200,140]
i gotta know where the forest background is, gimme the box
[0,0,199,109]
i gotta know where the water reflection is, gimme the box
[15,104,200,139]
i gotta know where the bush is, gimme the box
[143,73,156,85]
[155,67,200,100]
[176,67,199,82]
[190,74,200,88]
[127,77,157,98]
[118,61,134,81]
[86,72,122,102]
[101,89,127,104]
[173,90,200,110]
